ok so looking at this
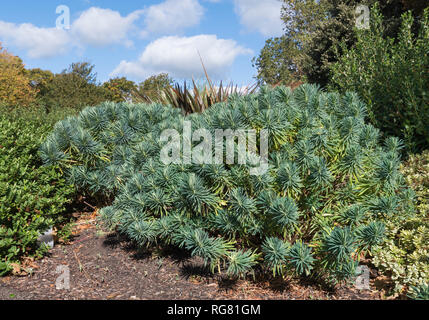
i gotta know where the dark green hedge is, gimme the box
[0,110,75,275]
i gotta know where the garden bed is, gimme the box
[0,211,389,300]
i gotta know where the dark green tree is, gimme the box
[42,62,108,111]
[65,62,98,84]
[252,36,301,86]
[26,68,54,109]
[133,73,174,102]
[254,0,427,87]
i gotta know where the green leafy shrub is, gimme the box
[372,151,429,295]
[330,7,429,152]
[0,110,75,275]
[41,84,412,285]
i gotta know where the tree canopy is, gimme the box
[0,44,37,107]
[103,77,137,103]
[133,73,174,102]
[254,0,427,87]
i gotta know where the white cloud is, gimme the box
[141,0,204,37]
[111,35,252,80]
[71,7,142,47]
[234,0,284,37]
[0,21,71,59]
[0,7,144,58]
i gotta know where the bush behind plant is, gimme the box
[330,6,429,152]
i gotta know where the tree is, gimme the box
[0,44,37,107]
[64,62,98,84]
[26,68,54,108]
[252,36,301,86]
[133,73,174,102]
[401,0,428,15]
[103,77,136,103]
[254,0,427,87]
[42,62,107,111]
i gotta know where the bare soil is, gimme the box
[0,212,392,300]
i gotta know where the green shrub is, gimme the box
[372,151,429,295]
[408,283,429,300]
[41,84,412,285]
[330,6,429,152]
[0,110,75,275]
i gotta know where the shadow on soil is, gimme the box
[99,231,379,298]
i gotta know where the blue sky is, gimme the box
[0,0,284,86]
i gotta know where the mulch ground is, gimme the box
[0,212,395,300]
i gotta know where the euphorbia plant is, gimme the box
[40,84,414,285]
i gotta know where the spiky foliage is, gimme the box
[157,80,256,115]
[408,284,429,300]
[134,63,258,116]
[40,84,412,283]
[287,241,315,276]
[261,237,289,277]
